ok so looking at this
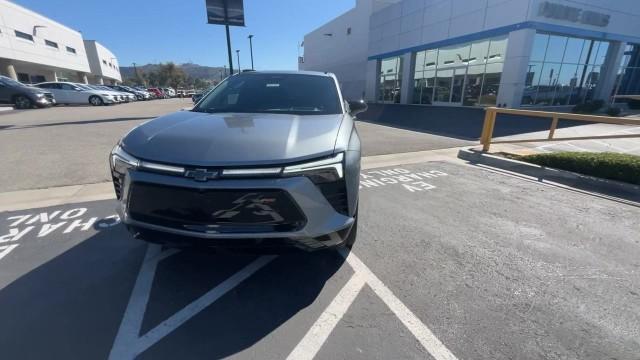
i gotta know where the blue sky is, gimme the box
[12,0,353,70]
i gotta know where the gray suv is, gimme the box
[110,71,366,251]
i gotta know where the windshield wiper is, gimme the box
[263,107,321,112]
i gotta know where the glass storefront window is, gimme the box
[411,35,507,106]
[378,56,403,103]
[545,35,568,63]
[523,33,610,106]
[530,34,548,62]
[480,63,502,105]
[613,43,640,98]
[435,69,453,102]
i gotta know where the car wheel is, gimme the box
[344,206,358,249]
[89,95,104,106]
[14,95,33,109]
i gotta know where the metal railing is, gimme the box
[480,107,640,152]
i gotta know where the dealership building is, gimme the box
[300,0,640,108]
[0,0,121,84]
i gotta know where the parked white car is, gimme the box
[80,84,130,103]
[34,82,117,106]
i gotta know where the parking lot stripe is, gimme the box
[286,273,366,360]
[133,255,277,356]
[0,244,19,261]
[109,244,168,360]
[339,249,459,360]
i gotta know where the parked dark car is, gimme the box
[110,71,367,251]
[0,75,56,109]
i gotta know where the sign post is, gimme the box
[205,0,245,76]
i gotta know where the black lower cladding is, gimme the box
[128,182,307,234]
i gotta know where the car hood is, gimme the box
[121,111,345,166]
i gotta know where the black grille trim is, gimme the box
[317,180,349,216]
[127,183,307,234]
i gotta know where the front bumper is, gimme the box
[115,169,355,251]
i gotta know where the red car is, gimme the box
[147,88,165,99]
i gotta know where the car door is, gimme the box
[59,83,84,104]
[36,83,63,102]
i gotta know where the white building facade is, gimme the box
[0,0,121,85]
[301,0,640,108]
[84,40,122,85]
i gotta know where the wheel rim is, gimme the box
[90,97,101,105]
[15,96,30,108]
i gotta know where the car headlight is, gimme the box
[110,145,139,174]
[219,152,345,183]
[102,94,112,97]
[110,145,185,175]
[282,152,344,183]
[35,93,45,98]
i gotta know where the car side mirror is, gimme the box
[347,100,367,116]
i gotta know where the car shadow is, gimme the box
[359,103,584,141]
[0,223,347,359]
[0,117,155,131]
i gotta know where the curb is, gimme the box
[457,148,640,204]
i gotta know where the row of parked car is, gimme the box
[0,75,177,109]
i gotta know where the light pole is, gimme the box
[236,49,241,73]
[248,34,254,70]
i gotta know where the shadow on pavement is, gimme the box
[360,103,584,140]
[0,223,346,359]
[0,117,156,131]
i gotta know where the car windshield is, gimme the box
[193,73,342,115]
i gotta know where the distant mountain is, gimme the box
[120,63,227,81]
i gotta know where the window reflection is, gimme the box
[523,33,610,106]
[412,35,508,106]
[614,44,640,97]
[379,56,403,103]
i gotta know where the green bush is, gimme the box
[605,106,622,117]
[572,99,605,114]
[519,152,640,185]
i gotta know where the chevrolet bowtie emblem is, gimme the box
[184,168,220,181]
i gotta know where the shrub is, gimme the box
[519,152,640,185]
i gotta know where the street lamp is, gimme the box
[248,34,254,70]
[236,49,241,73]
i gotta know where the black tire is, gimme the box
[344,206,358,249]
[14,95,33,109]
[89,95,104,106]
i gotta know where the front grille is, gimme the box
[317,181,349,216]
[128,183,306,234]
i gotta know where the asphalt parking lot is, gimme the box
[0,100,472,192]
[1,159,638,360]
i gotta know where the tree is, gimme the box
[158,62,186,90]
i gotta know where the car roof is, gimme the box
[235,70,335,78]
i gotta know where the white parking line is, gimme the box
[0,244,19,261]
[110,244,457,360]
[109,244,178,360]
[134,255,276,355]
[287,273,366,360]
[109,244,275,360]
[338,249,459,360]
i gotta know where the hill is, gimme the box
[120,63,227,82]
